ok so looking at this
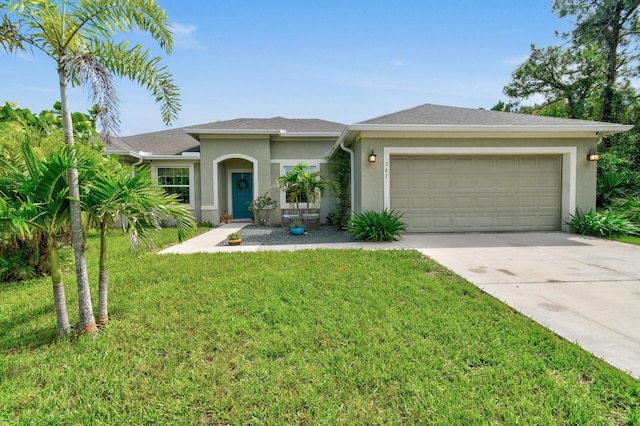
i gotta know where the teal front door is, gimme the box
[232,173,253,219]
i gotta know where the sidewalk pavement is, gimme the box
[159,223,407,254]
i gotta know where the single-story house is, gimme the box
[106,103,632,233]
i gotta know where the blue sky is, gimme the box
[0,0,573,136]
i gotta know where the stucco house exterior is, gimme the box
[106,103,632,233]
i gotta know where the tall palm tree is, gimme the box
[0,140,77,335]
[0,0,180,332]
[83,164,195,325]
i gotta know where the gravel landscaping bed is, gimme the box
[217,224,358,246]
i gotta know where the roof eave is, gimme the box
[347,123,633,135]
[103,149,142,158]
[329,123,633,157]
[140,154,201,160]
[277,132,342,138]
[184,129,280,135]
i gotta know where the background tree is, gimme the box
[553,0,640,123]
[0,0,180,332]
[504,44,601,119]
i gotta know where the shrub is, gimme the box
[611,196,640,224]
[347,209,407,242]
[327,149,351,230]
[567,209,639,238]
[597,152,640,208]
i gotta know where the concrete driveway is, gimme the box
[400,232,640,379]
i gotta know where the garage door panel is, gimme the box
[433,197,452,208]
[390,155,561,232]
[390,177,410,190]
[540,196,559,208]
[432,158,453,170]
[540,158,559,170]
[412,198,431,208]
[454,177,475,189]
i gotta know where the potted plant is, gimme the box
[221,212,233,223]
[227,232,242,245]
[289,221,305,235]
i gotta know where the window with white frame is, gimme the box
[282,164,316,205]
[157,167,191,204]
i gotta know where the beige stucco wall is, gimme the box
[197,135,338,224]
[350,133,600,230]
[199,135,271,223]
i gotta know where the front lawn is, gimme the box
[1,229,638,424]
[614,235,640,246]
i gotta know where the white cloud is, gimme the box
[392,59,405,67]
[170,22,204,50]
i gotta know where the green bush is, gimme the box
[597,152,640,208]
[567,209,639,238]
[0,250,35,282]
[347,209,407,242]
[611,196,640,224]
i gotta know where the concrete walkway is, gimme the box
[160,229,640,379]
[159,222,407,253]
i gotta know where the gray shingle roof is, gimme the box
[110,126,201,155]
[109,105,629,156]
[109,117,346,155]
[360,103,616,126]
[189,117,345,133]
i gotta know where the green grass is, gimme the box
[613,235,640,246]
[1,230,639,424]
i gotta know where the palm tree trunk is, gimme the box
[98,223,108,325]
[49,237,71,336]
[58,65,97,333]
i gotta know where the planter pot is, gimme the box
[228,238,242,246]
[290,227,305,235]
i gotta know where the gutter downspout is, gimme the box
[339,139,355,218]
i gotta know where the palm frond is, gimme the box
[66,53,120,139]
[93,39,180,125]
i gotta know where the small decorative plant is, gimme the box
[221,212,232,223]
[347,209,407,242]
[289,220,305,235]
[227,232,242,245]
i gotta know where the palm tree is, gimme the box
[0,140,77,335]
[83,164,195,325]
[0,0,180,332]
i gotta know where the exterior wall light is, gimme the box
[367,149,377,164]
[587,148,600,162]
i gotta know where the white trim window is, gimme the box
[277,160,325,208]
[156,166,191,204]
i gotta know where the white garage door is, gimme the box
[390,155,562,232]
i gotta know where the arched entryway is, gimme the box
[213,154,259,221]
